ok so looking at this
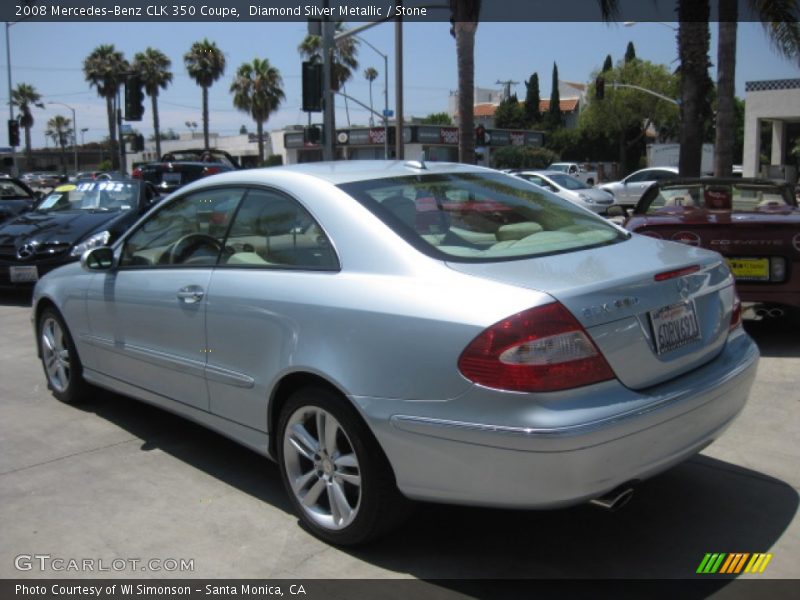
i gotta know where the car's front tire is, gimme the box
[38,308,88,404]
[277,386,410,545]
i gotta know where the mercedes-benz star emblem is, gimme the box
[16,243,37,260]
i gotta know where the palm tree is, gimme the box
[45,115,73,174]
[364,67,379,126]
[450,0,481,164]
[10,83,44,168]
[184,39,226,150]
[677,1,712,177]
[132,48,173,158]
[714,0,800,176]
[83,44,128,169]
[230,58,285,164]
[298,22,359,127]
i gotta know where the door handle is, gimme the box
[176,285,205,304]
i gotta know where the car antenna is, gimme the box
[405,151,428,170]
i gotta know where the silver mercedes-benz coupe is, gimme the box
[32,161,758,544]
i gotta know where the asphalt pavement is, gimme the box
[1,291,798,585]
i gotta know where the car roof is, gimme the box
[259,160,493,185]
[517,170,562,177]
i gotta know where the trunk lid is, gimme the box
[446,235,736,390]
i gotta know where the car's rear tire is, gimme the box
[38,308,88,404]
[277,386,411,545]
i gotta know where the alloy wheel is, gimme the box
[282,406,362,531]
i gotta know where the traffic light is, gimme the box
[304,125,321,145]
[475,124,486,146]
[129,133,145,152]
[595,76,605,101]
[125,76,145,121]
[302,61,323,113]
[8,119,20,146]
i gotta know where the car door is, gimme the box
[203,186,339,430]
[619,170,652,206]
[85,186,245,410]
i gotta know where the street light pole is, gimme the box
[48,101,78,174]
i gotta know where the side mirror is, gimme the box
[606,204,628,219]
[81,246,116,271]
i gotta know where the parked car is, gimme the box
[619,177,800,314]
[0,177,41,225]
[599,167,679,208]
[547,162,598,186]
[29,171,64,189]
[0,179,160,287]
[511,170,615,214]
[32,162,757,545]
[132,148,239,193]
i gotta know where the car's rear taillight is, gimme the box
[204,166,222,176]
[730,295,742,331]
[131,167,142,179]
[458,302,615,393]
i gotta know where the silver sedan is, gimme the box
[512,170,614,213]
[32,161,758,545]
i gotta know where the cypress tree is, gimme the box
[548,62,561,129]
[524,72,541,125]
[625,41,637,63]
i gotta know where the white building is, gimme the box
[742,78,800,182]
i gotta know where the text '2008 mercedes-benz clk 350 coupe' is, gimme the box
[32,161,758,545]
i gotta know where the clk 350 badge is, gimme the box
[582,297,640,318]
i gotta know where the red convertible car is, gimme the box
[619,178,800,315]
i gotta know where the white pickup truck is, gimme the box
[547,162,598,186]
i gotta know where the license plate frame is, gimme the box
[650,300,701,355]
[9,265,39,283]
[162,172,182,185]
[726,257,769,281]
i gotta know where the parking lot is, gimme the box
[1,291,798,583]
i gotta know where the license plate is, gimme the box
[9,265,39,283]
[162,172,182,185]
[650,301,700,355]
[726,257,769,281]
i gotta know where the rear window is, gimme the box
[339,172,626,262]
[643,183,794,214]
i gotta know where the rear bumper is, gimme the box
[354,330,758,508]
[738,287,800,310]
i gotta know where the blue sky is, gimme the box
[4,20,799,148]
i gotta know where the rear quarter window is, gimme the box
[339,172,626,262]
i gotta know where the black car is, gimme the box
[0,179,160,288]
[132,148,239,194]
[0,177,41,226]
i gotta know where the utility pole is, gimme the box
[495,79,519,101]
[321,6,335,161]
[395,18,403,159]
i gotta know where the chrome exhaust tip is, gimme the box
[589,486,635,512]
[769,308,785,318]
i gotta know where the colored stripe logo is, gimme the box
[696,553,773,574]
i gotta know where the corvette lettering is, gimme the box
[711,239,783,245]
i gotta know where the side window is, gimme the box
[626,171,648,183]
[220,188,338,270]
[120,187,244,267]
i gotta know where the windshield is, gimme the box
[0,181,34,200]
[548,164,569,173]
[339,172,626,262]
[548,173,589,190]
[36,181,139,213]
[643,182,795,214]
